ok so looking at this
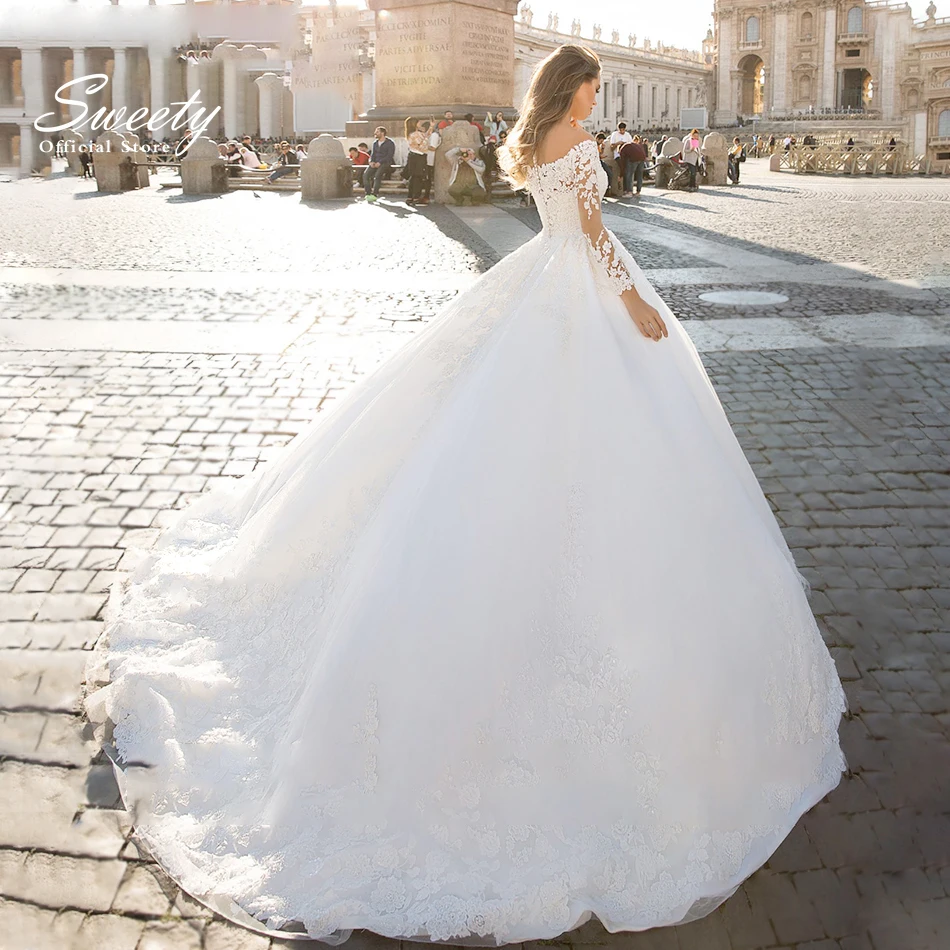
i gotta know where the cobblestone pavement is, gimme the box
[1,160,949,950]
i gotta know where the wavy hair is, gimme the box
[496,44,601,189]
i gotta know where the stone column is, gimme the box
[0,53,12,105]
[877,14,897,120]
[0,129,13,167]
[771,3,790,113]
[185,59,202,129]
[820,1,837,109]
[255,73,283,140]
[714,9,734,125]
[148,50,167,113]
[914,111,927,155]
[18,123,34,176]
[70,48,88,123]
[112,47,128,112]
[20,47,45,118]
[223,59,241,138]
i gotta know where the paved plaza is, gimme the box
[1,159,949,950]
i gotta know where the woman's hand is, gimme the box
[622,289,668,341]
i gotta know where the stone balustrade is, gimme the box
[769,142,949,175]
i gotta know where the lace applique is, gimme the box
[526,139,636,297]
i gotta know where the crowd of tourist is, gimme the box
[590,121,750,196]
[348,112,511,205]
[82,113,895,200]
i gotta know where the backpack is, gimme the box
[739,146,747,163]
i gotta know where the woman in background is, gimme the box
[405,116,429,207]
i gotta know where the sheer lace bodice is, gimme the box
[526,138,636,296]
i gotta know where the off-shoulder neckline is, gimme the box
[530,137,597,172]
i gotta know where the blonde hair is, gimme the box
[497,44,601,188]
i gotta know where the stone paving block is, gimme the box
[742,870,827,945]
[0,848,126,912]
[33,711,95,766]
[766,826,824,873]
[74,912,147,950]
[204,919,271,950]
[0,761,127,857]
[51,570,96,593]
[79,547,124,570]
[34,592,106,622]
[716,888,777,949]
[0,649,88,712]
[45,547,88,570]
[0,896,85,950]
[864,903,926,950]
[22,619,100,650]
[792,868,863,939]
[0,621,31,648]
[0,592,45,621]
[12,568,59,593]
[112,864,176,917]
[137,919,205,950]
[171,889,214,921]
[672,913,732,950]
[0,710,46,758]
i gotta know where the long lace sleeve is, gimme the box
[574,141,636,295]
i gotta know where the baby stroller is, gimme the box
[668,155,694,191]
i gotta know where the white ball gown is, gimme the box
[84,138,847,945]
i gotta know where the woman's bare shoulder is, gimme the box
[536,127,596,165]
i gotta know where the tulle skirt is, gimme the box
[85,227,846,945]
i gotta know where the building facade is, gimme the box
[3,0,948,179]
[511,7,711,131]
[0,0,713,178]
[0,0,303,178]
[711,0,950,163]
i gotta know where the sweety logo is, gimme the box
[33,74,221,152]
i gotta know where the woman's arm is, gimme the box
[574,141,636,296]
[574,140,668,340]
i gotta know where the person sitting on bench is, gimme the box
[268,142,299,182]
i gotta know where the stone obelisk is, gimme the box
[349,0,519,134]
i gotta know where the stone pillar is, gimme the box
[0,53,13,105]
[713,9,734,125]
[70,48,87,123]
[914,111,927,155]
[255,73,283,140]
[301,134,353,200]
[112,47,128,112]
[18,123,34,177]
[701,131,728,184]
[180,135,228,194]
[20,47,45,117]
[185,60,202,129]
[94,130,139,191]
[365,0,518,118]
[771,3,790,113]
[148,50,167,113]
[820,2,837,109]
[877,14,897,121]
[0,129,13,167]
[214,43,267,138]
[223,59,241,138]
[198,60,221,136]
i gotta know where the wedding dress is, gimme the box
[84,137,847,946]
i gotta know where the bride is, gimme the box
[85,44,847,946]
